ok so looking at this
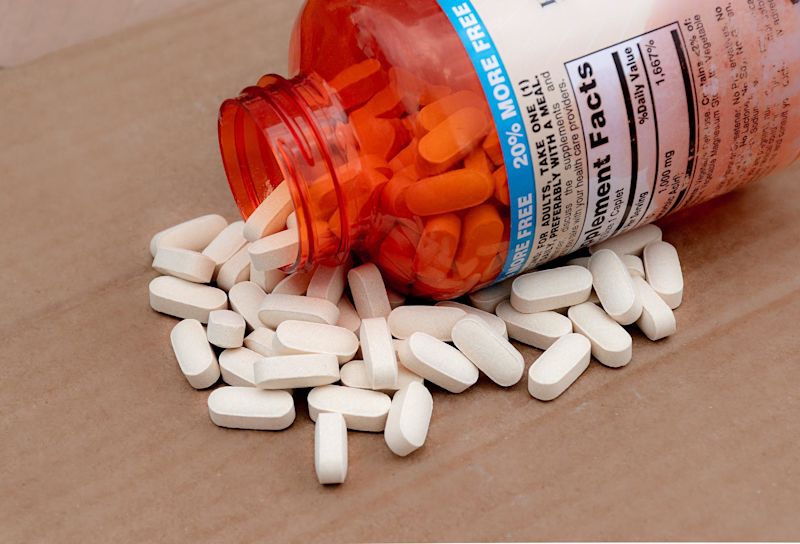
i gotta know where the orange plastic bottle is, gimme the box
[219,0,800,299]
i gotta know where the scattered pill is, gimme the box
[307,262,350,302]
[336,296,362,335]
[227,281,267,331]
[590,224,662,256]
[495,301,573,350]
[274,320,359,363]
[589,249,642,325]
[384,382,433,457]
[621,254,645,279]
[254,353,340,389]
[387,305,466,341]
[244,327,278,357]
[243,182,294,242]
[248,229,299,271]
[149,276,228,323]
[406,168,494,216]
[348,263,391,319]
[567,302,632,368]
[528,333,591,401]
[218,347,262,386]
[271,269,314,296]
[150,214,227,257]
[207,309,246,349]
[257,294,339,328]
[307,385,391,432]
[451,316,523,387]
[468,278,513,312]
[152,247,216,283]
[360,317,399,390]
[201,220,247,272]
[170,319,220,389]
[249,264,287,293]
[511,266,593,314]
[643,241,684,309]
[339,360,422,391]
[216,243,252,291]
[397,332,478,394]
[208,387,295,430]
[315,412,348,485]
[633,276,677,341]
[435,301,507,338]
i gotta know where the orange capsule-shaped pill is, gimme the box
[493,166,510,206]
[464,148,492,176]
[361,85,405,118]
[418,90,487,133]
[330,59,388,111]
[389,139,418,173]
[454,204,505,279]
[417,107,490,174]
[413,214,461,282]
[405,168,494,216]
[379,174,416,217]
[482,131,504,166]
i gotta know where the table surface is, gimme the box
[1,1,799,542]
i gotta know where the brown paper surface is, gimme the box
[1,1,798,542]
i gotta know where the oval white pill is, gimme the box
[338,360,422,392]
[468,278,513,313]
[249,264,286,293]
[307,262,350,303]
[149,276,228,323]
[589,224,662,256]
[384,382,433,457]
[208,387,295,430]
[248,229,299,271]
[589,249,642,325]
[348,263,391,319]
[218,347,262,386]
[150,214,227,257]
[336,296,361,336]
[207,309,246,349]
[451,316,524,387]
[170,319,220,389]
[271,270,313,296]
[201,220,247,272]
[511,266,593,314]
[258,294,339,328]
[633,276,677,341]
[360,317,399,390]
[153,247,216,283]
[216,244,252,292]
[643,241,683,309]
[495,301,572,349]
[528,333,591,401]
[243,182,294,242]
[315,412,348,485]
[244,327,277,357]
[387,305,466,341]
[397,332,479,394]
[307,385,391,432]
[621,254,645,278]
[435,301,507,338]
[274,320,359,363]
[227,281,267,331]
[568,302,632,368]
[254,353,339,389]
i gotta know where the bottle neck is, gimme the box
[218,73,358,272]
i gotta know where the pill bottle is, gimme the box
[218,0,800,299]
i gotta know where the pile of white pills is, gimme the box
[149,187,683,486]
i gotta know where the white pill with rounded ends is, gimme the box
[633,276,677,341]
[565,256,591,268]
[207,310,246,349]
[244,327,277,357]
[397,332,479,394]
[248,229,299,271]
[336,296,361,336]
[511,266,593,314]
[243,182,294,242]
[528,333,591,401]
[307,385,391,432]
[170,319,219,389]
[643,241,683,309]
[451,316,524,387]
[386,288,406,310]
[152,247,216,283]
[149,276,228,323]
[589,224,662,256]
[388,305,466,341]
[360,317,399,390]
[271,270,313,296]
[348,263,391,319]
[150,214,227,257]
[307,262,350,302]
[495,301,572,349]
[384,382,433,457]
[274,320,359,363]
[339,360,422,391]
[435,301,507,338]
[249,264,286,293]
[201,221,247,272]
[621,254,645,279]
[568,302,632,368]
[589,250,642,325]
[218,347,262,386]
[208,387,295,430]
[286,211,297,230]
[315,412,348,485]
[216,244,252,292]
[468,278,513,313]
[254,354,339,389]
[258,294,339,328]
[227,281,266,331]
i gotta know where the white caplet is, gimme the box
[307,385,391,432]
[643,241,683,309]
[348,263,391,319]
[451,316,524,387]
[387,305,466,341]
[621,254,645,279]
[201,220,247,272]
[207,309,246,349]
[273,320,359,363]
[336,296,362,336]
[589,224,662,256]
[152,247,215,283]
[248,229,299,271]
[249,264,287,293]
[216,244,252,292]
[468,278,513,313]
[149,276,228,323]
[218,347,262,386]
[315,412,348,485]
[633,276,677,341]
[435,301,507,338]
[397,332,479,394]
[244,327,278,357]
[360,318,399,390]
[257,294,340,328]
[568,302,632,368]
[495,301,572,350]
[384,382,433,457]
[589,249,642,325]
[227,281,267,331]
[528,333,591,401]
[243,182,294,242]
[511,266,593,314]
[254,353,340,389]
[150,214,227,257]
[207,387,295,430]
[338,360,422,392]
[271,270,314,296]
[170,319,220,389]
[307,262,350,302]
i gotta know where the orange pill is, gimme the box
[482,131,504,166]
[330,59,388,110]
[417,107,490,174]
[464,148,492,176]
[361,85,405,118]
[380,174,416,217]
[405,168,494,216]
[493,166,510,206]
[350,112,408,160]
[418,90,487,133]
[389,139,418,173]
[413,214,461,282]
[454,204,505,279]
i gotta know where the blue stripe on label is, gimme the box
[436,0,537,282]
